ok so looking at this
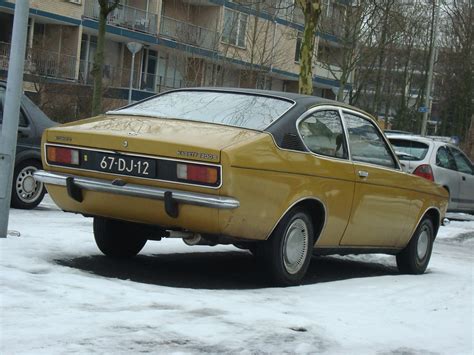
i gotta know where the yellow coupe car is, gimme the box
[34,88,449,286]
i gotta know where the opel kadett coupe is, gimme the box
[34,88,449,286]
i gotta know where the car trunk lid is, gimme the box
[46,115,261,163]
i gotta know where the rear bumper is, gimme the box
[33,170,239,210]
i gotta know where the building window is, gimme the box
[294,31,302,63]
[222,9,248,47]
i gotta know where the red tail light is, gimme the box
[413,164,434,181]
[47,146,80,165]
[177,163,219,185]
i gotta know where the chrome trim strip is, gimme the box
[338,107,352,160]
[44,143,223,190]
[33,170,239,209]
[265,197,327,243]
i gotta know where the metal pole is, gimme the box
[0,0,30,238]
[128,52,135,104]
[421,0,440,136]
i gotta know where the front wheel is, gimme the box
[93,217,147,258]
[261,208,314,286]
[396,218,434,274]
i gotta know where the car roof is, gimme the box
[387,134,461,148]
[172,87,377,121]
[387,134,435,144]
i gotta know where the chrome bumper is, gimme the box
[33,170,239,210]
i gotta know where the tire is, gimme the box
[11,159,45,209]
[93,217,147,258]
[261,208,314,286]
[396,218,434,274]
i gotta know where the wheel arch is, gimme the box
[14,149,42,167]
[266,197,326,243]
[424,207,441,237]
[409,207,441,242]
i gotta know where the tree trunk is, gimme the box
[91,10,107,116]
[91,0,120,116]
[298,0,321,95]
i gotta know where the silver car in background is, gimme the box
[387,134,474,213]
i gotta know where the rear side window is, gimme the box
[298,110,347,159]
[344,112,396,168]
[436,146,457,170]
[389,139,429,161]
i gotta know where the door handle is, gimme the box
[358,170,369,178]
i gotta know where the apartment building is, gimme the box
[0,0,352,102]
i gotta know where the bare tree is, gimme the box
[218,1,289,89]
[91,0,120,116]
[351,0,433,130]
[295,0,322,95]
[318,0,379,102]
[436,0,473,143]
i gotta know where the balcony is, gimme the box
[78,60,189,93]
[160,16,220,51]
[0,41,77,80]
[84,0,158,35]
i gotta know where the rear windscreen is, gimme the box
[111,91,294,130]
[389,139,429,161]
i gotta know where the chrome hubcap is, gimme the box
[16,166,43,203]
[283,218,309,274]
[417,229,429,260]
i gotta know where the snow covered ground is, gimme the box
[1,195,473,354]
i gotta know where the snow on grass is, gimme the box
[1,196,473,354]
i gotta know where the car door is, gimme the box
[449,146,474,212]
[339,111,418,247]
[433,145,461,211]
[296,108,355,247]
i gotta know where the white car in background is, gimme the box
[387,134,474,213]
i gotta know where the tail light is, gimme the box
[177,163,219,185]
[413,164,434,181]
[46,146,80,166]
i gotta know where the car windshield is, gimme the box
[389,139,429,161]
[110,91,294,130]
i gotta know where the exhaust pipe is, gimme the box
[183,234,202,246]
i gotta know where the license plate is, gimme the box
[86,152,157,178]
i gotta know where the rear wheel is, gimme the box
[396,218,434,274]
[11,159,45,209]
[93,217,147,258]
[261,208,314,286]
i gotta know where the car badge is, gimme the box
[122,140,128,148]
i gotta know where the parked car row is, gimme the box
[0,81,56,209]
[386,133,474,213]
